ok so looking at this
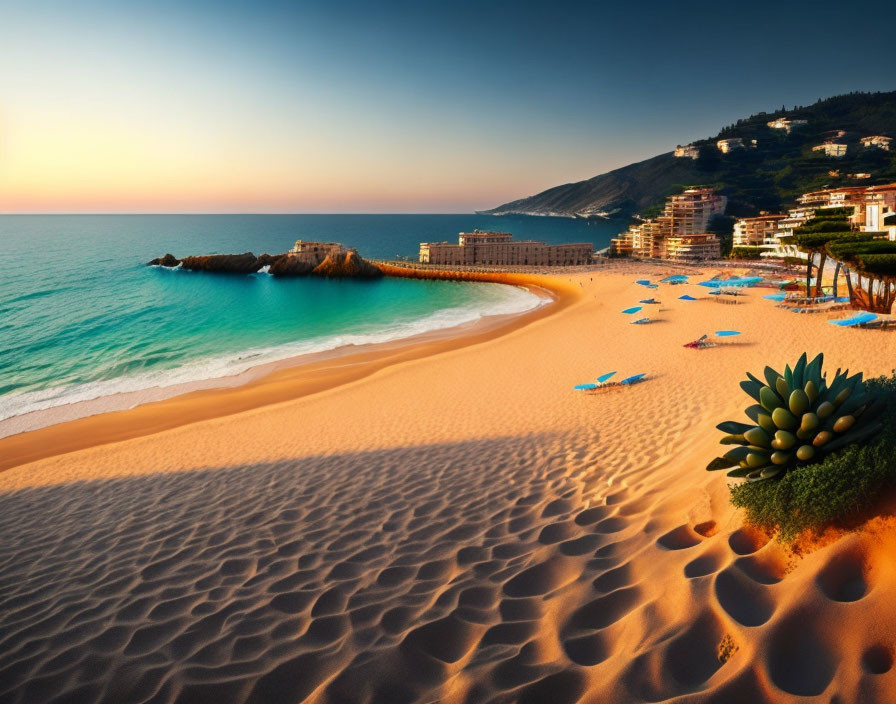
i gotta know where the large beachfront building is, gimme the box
[418,231,594,267]
[610,187,726,260]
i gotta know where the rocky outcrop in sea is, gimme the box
[149,248,383,279]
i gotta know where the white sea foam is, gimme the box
[0,283,547,423]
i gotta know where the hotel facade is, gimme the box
[418,231,594,267]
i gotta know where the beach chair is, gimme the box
[631,317,650,325]
[829,312,878,327]
[639,298,660,304]
[684,334,716,349]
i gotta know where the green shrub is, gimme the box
[730,246,764,260]
[729,373,896,542]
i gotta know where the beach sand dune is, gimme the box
[2,266,896,703]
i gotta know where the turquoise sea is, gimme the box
[0,214,620,424]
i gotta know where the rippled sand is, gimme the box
[3,266,896,703]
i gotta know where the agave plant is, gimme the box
[707,353,885,482]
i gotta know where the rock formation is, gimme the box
[312,249,384,278]
[179,252,261,274]
[148,253,180,267]
[147,247,383,279]
[269,255,315,277]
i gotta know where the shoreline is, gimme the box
[0,274,581,473]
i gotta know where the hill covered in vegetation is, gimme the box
[482,91,896,220]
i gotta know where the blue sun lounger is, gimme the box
[829,312,878,327]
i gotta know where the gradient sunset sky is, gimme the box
[2,0,894,214]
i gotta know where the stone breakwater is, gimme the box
[149,249,383,278]
[374,261,584,295]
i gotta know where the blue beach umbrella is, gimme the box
[596,372,617,383]
[574,383,598,390]
[763,293,787,301]
[678,295,697,301]
[635,279,651,286]
[620,373,647,385]
[715,330,741,337]
[622,306,643,314]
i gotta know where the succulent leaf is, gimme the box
[805,380,819,403]
[707,456,737,471]
[740,379,763,402]
[796,445,815,461]
[772,407,798,430]
[775,376,790,399]
[817,401,835,419]
[772,430,796,450]
[716,420,753,434]
[833,415,855,433]
[744,427,770,447]
[789,389,809,415]
[760,386,783,412]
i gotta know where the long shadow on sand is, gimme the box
[0,434,616,704]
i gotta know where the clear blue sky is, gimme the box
[1,0,894,212]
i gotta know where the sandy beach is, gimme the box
[3,262,896,703]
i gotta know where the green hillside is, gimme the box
[482,91,896,220]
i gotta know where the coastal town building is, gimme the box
[663,234,721,261]
[799,186,868,215]
[733,213,786,247]
[610,187,726,260]
[767,117,807,134]
[862,185,896,238]
[716,138,744,153]
[418,231,593,266]
[288,240,344,265]
[861,135,892,151]
[812,142,847,157]
[796,184,896,232]
[673,145,700,159]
